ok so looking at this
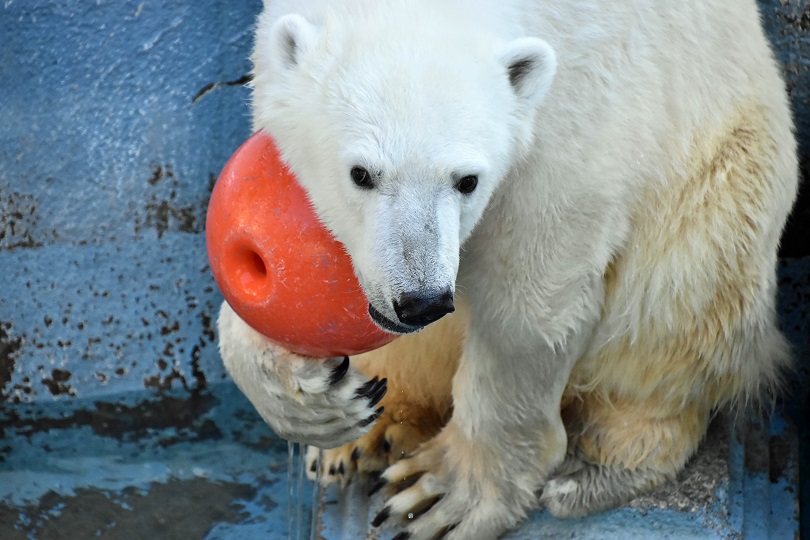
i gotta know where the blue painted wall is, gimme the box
[1,0,262,402]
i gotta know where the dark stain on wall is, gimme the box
[0,393,221,444]
[0,322,22,401]
[191,344,208,390]
[144,366,189,392]
[41,368,75,397]
[143,196,199,239]
[148,165,165,186]
[0,193,45,251]
[778,4,810,31]
[135,164,204,239]
[200,311,216,343]
[0,478,262,540]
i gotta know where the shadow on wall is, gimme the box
[759,0,810,257]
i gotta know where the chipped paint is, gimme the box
[2,479,258,540]
[0,193,47,251]
[0,385,311,538]
[0,322,22,399]
[0,0,260,402]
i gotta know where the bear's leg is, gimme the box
[306,300,468,485]
[542,398,710,517]
[371,272,604,539]
[541,460,673,518]
[305,398,445,486]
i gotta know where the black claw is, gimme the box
[328,356,351,386]
[407,494,443,520]
[337,462,345,475]
[368,477,387,496]
[432,522,459,540]
[368,378,388,407]
[309,460,318,473]
[358,407,384,428]
[390,471,425,495]
[371,505,391,528]
[392,533,411,540]
[351,447,361,462]
[353,376,379,399]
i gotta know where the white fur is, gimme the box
[218,303,381,448]
[218,1,798,537]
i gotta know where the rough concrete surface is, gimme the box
[0,0,261,402]
[0,384,307,539]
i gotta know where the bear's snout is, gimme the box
[393,288,455,327]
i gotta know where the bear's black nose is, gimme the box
[393,288,455,327]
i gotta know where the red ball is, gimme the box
[206,131,397,357]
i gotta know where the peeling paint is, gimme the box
[0,479,257,540]
[0,393,219,443]
[144,367,189,391]
[0,384,301,538]
[0,193,46,251]
[41,368,75,397]
[0,322,22,401]
[143,197,200,239]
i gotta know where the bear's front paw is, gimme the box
[218,302,387,448]
[369,427,537,540]
[267,354,389,448]
[306,396,446,486]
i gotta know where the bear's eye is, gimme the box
[456,175,478,195]
[350,166,374,189]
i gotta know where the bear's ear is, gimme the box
[499,38,557,104]
[267,14,320,73]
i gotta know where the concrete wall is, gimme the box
[1,0,262,402]
[0,0,808,404]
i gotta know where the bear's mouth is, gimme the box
[368,304,421,335]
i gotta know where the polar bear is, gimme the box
[218,0,798,537]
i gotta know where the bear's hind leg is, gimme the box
[543,101,796,518]
[542,399,710,517]
[541,458,673,518]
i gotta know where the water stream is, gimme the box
[286,442,322,540]
[287,441,295,537]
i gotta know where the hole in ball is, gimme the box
[232,244,271,297]
[249,250,267,277]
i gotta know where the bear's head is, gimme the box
[252,3,556,334]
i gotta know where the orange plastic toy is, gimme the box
[206,131,396,357]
